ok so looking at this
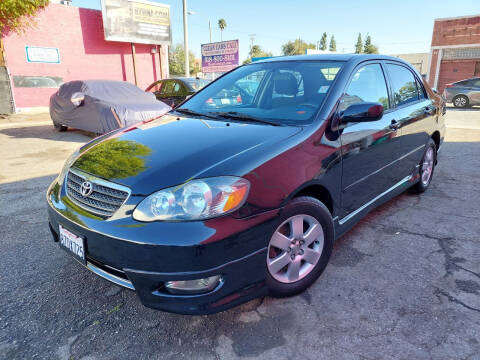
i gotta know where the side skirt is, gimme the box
[333,174,418,239]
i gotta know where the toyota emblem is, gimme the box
[80,181,93,197]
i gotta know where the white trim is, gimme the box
[339,175,413,225]
[434,14,480,22]
[426,48,433,83]
[431,43,480,49]
[434,49,443,89]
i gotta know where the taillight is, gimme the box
[445,84,454,88]
[206,97,214,104]
[236,95,242,104]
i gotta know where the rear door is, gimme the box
[339,62,403,214]
[469,78,480,104]
[384,62,434,175]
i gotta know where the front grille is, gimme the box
[65,168,130,218]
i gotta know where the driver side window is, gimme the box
[339,63,390,112]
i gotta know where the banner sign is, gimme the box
[201,40,239,73]
[101,0,171,45]
[25,46,60,64]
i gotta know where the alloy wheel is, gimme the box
[454,96,467,107]
[422,147,434,186]
[267,214,324,283]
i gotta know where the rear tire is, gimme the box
[54,123,68,132]
[453,95,469,108]
[412,139,436,193]
[265,196,334,297]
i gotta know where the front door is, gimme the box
[339,62,403,214]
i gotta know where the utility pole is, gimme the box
[182,0,189,77]
[248,34,256,56]
[209,20,212,43]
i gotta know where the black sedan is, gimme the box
[47,54,445,314]
[145,77,210,107]
[50,80,170,134]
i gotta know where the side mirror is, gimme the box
[340,102,384,123]
[431,88,438,94]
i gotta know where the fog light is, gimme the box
[164,275,222,294]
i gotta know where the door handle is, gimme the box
[424,106,435,115]
[389,120,399,131]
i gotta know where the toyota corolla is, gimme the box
[47,54,445,314]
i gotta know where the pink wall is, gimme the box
[2,3,169,108]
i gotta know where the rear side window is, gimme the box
[455,79,472,86]
[339,63,390,112]
[386,64,420,106]
[146,81,163,93]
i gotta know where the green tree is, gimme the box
[320,32,327,50]
[218,18,227,41]
[0,0,49,36]
[243,44,273,64]
[169,44,199,76]
[281,38,316,56]
[73,139,152,180]
[363,34,379,54]
[355,33,363,53]
[329,35,337,52]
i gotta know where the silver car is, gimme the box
[443,77,480,108]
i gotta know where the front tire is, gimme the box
[265,196,334,297]
[453,95,469,108]
[412,139,436,193]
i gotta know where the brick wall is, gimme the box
[2,3,169,108]
[432,15,480,47]
[438,60,477,92]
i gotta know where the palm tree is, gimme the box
[218,18,227,41]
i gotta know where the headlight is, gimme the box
[58,149,79,184]
[133,176,250,221]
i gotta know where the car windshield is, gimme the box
[177,60,344,125]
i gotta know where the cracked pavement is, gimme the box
[0,108,479,359]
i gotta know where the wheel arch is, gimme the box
[431,131,440,151]
[287,182,334,215]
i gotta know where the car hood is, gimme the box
[72,114,302,194]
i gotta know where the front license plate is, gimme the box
[59,225,86,265]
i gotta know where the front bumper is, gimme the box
[47,177,279,314]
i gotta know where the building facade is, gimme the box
[1,3,169,112]
[427,14,480,93]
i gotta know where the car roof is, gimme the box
[252,53,409,65]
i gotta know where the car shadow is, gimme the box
[0,125,95,143]
[446,105,480,112]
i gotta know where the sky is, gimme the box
[72,0,480,60]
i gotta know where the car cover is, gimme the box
[50,80,171,134]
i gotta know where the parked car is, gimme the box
[443,77,480,108]
[50,80,170,134]
[47,54,445,315]
[146,77,210,107]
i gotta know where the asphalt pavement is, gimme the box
[0,107,479,360]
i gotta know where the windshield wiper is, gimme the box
[174,108,218,119]
[213,111,280,126]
